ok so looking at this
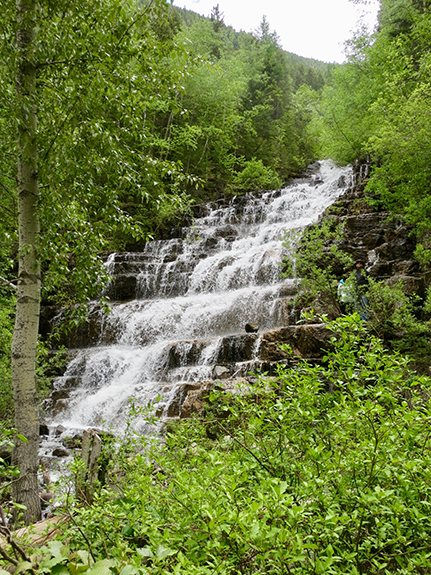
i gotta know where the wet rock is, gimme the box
[214,224,238,241]
[167,340,210,369]
[368,261,394,277]
[392,260,420,275]
[52,399,69,417]
[52,447,69,458]
[386,275,425,297]
[55,425,66,437]
[53,307,106,348]
[180,388,208,419]
[40,421,49,436]
[39,305,62,340]
[213,365,230,379]
[167,383,211,418]
[245,323,259,333]
[215,334,259,363]
[50,390,70,404]
[259,324,332,361]
[203,236,219,250]
[277,283,298,297]
[104,274,137,301]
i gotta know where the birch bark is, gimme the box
[11,0,41,524]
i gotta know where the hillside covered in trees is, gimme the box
[313,0,431,263]
[0,0,340,525]
[3,0,431,572]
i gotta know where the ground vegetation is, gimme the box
[2,317,431,573]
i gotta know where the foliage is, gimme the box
[282,218,353,313]
[0,0,196,309]
[232,158,282,192]
[366,281,431,368]
[5,316,431,573]
[314,0,431,260]
[163,13,318,198]
[285,210,431,371]
[0,295,14,423]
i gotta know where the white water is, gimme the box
[46,160,352,435]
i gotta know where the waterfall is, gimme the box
[45,160,352,436]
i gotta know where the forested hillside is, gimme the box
[136,4,331,207]
[3,1,431,572]
[313,0,431,264]
[0,0,336,525]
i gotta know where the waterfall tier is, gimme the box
[45,160,352,435]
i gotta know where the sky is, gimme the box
[173,0,380,63]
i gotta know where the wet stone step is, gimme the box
[41,161,353,439]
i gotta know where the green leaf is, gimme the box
[250,522,260,538]
[76,551,91,565]
[137,548,153,558]
[119,567,139,575]
[40,556,66,570]
[13,562,33,574]
[50,567,71,575]
[67,564,89,575]
[86,560,115,575]
[47,541,66,559]
[155,544,175,560]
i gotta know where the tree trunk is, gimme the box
[11,0,41,525]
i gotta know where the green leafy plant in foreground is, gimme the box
[5,315,431,573]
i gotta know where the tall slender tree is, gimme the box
[12,0,41,524]
[3,0,190,524]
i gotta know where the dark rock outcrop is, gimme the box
[259,324,332,361]
[305,160,424,300]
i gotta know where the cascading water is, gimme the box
[45,160,352,438]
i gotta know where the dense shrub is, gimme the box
[11,316,431,574]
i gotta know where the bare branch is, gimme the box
[0,277,17,291]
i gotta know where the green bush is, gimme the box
[283,218,353,317]
[0,295,14,424]
[233,158,282,192]
[22,315,431,575]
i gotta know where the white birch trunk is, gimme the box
[11,0,42,525]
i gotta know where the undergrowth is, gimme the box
[5,316,431,574]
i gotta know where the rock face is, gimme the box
[40,159,427,433]
[321,160,423,295]
[259,324,332,361]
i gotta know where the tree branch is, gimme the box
[0,276,17,291]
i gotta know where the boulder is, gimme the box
[52,447,69,458]
[259,324,332,361]
[179,385,212,419]
[214,334,259,363]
